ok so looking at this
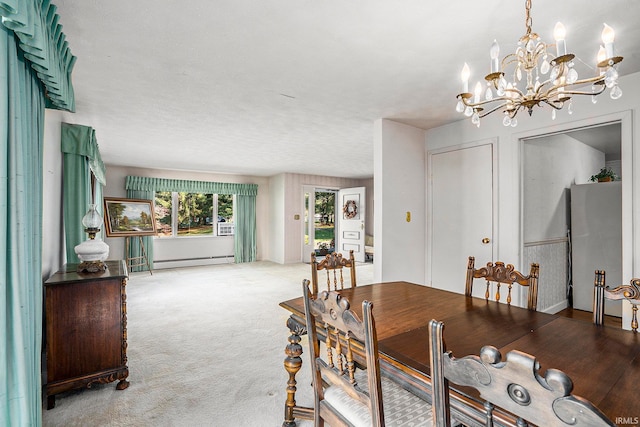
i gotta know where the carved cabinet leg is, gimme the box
[116,379,130,390]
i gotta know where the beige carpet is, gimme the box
[43,260,374,426]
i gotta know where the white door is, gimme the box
[338,187,366,263]
[429,143,494,295]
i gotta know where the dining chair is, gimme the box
[311,250,356,295]
[302,279,433,427]
[428,319,616,427]
[465,256,540,310]
[593,270,640,332]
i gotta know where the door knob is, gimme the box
[482,238,490,244]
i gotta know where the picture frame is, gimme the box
[103,197,158,237]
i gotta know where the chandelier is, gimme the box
[456,0,623,127]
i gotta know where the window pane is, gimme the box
[178,192,214,236]
[155,191,173,237]
[217,194,234,236]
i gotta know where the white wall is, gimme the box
[269,173,286,264]
[374,119,426,284]
[523,134,604,243]
[362,177,374,237]
[104,165,270,267]
[41,110,65,278]
[424,71,640,324]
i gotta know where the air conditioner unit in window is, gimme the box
[217,223,235,236]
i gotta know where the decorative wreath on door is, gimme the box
[343,200,358,219]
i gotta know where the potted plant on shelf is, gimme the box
[589,167,619,183]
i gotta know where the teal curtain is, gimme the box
[60,123,106,184]
[0,0,75,426]
[61,148,90,263]
[125,176,257,196]
[126,189,155,272]
[126,176,258,263]
[61,123,105,263]
[0,25,45,426]
[0,0,76,112]
[1,1,75,423]
[235,194,257,262]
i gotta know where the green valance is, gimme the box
[61,123,106,185]
[125,176,258,196]
[0,0,76,111]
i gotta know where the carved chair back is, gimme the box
[302,279,384,426]
[593,270,640,332]
[465,256,540,310]
[311,250,357,295]
[428,319,616,427]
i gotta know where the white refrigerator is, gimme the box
[570,181,622,315]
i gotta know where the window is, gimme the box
[154,192,233,237]
[178,192,213,236]
[155,191,173,236]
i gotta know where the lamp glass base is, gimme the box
[77,260,108,274]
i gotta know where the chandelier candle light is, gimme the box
[455,0,623,128]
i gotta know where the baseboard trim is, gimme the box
[543,299,569,314]
[154,255,234,270]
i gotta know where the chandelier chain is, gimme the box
[524,0,533,36]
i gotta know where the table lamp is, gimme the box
[74,203,110,273]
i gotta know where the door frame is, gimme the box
[426,138,498,288]
[302,186,339,262]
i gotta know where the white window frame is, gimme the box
[154,192,234,238]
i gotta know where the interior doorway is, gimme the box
[303,187,337,262]
[522,121,623,314]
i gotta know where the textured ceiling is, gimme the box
[54,0,640,178]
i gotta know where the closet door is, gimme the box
[428,142,495,295]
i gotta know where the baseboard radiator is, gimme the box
[523,238,568,313]
[154,255,235,270]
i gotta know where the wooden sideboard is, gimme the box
[44,260,129,409]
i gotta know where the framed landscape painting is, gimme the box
[103,197,158,237]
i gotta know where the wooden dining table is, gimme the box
[279,281,640,427]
